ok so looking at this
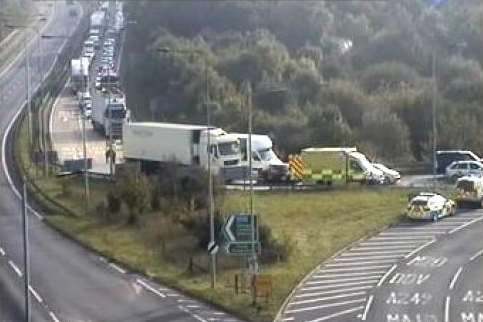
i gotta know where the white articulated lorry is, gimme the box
[122,122,244,180]
[234,133,289,182]
[90,11,105,29]
[91,87,128,139]
[70,57,89,94]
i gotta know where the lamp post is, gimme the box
[5,17,47,166]
[156,47,216,288]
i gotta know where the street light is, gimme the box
[156,46,216,288]
[5,17,47,166]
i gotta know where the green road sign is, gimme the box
[223,213,259,255]
[225,241,260,256]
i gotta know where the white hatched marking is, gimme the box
[306,275,383,285]
[319,265,391,273]
[289,291,367,306]
[334,254,403,261]
[341,250,409,257]
[361,295,374,321]
[301,280,378,292]
[285,298,366,314]
[325,259,397,267]
[305,306,365,322]
[295,286,373,298]
[312,271,387,279]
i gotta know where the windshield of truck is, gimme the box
[259,148,275,161]
[457,180,475,192]
[105,104,126,119]
[218,141,240,156]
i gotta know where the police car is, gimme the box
[406,192,456,221]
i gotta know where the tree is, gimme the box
[119,173,151,225]
[306,104,353,146]
[360,108,412,161]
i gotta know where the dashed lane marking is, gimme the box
[8,260,22,277]
[470,248,483,262]
[449,267,463,290]
[377,264,397,287]
[361,295,374,321]
[319,265,392,273]
[136,279,166,298]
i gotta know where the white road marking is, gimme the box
[449,267,463,290]
[377,264,397,287]
[341,250,408,257]
[445,296,450,322]
[381,230,446,235]
[0,247,5,256]
[449,216,483,234]
[295,286,373,298]
[306,275,383,285]
[312,271,387,279]
[361,295,374,321]
[29,285,43,303]
[288,291,367,306]
[319,265,391,273]
[359,241,421,246]
[281,317,294,321]
[325,259,397,267]
[49,311,61,322]
[305,305,365,322]
[404,239,435,259]
[369,236,434,241]
[109,263,126,274]
[8,260,22,277]
[178,305,208,322]
[351,245,415,251]
[136,279,166,298]
[285,298,366,314]
[470,248,483,262]
[301,280,378,292]
[334,254,403,261]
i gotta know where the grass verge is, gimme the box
[15,114,412,321]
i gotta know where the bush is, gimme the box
[259,224,296,262]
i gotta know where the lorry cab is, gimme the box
[234,133,289,182]
[200,128,241,171]
[455,176,483,208]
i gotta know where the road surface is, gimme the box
[278,209,483,322]
[0,2,242,322]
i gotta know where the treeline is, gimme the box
[122,0,483,162]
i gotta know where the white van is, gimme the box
[234,133,289,182]
[456,176,483,208]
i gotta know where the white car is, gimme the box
[373,163,401,184]
[446,160,483,180]
[406,192,456,221]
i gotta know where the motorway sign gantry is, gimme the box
[222,213,259,256]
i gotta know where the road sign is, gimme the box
[207,241,219,255]
[223,213,259,256]
[223,213,258,242]
[225,241,260,256]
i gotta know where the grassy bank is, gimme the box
[16,118,411,321]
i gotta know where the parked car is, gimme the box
[436,150,481,174]
[406,192,456,222]
[373,163,401,184]
[446,160,483,180]
[455,176,483,208]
